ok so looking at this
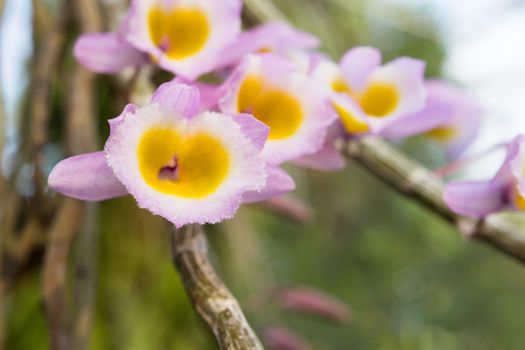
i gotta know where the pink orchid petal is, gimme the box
[151,82,200,119]
[242,165,295,203]
[262,326,311,350]
[73,33,146,73]
[230,113,270,152]
[278,287,351,323]
[443,180,507,217]
[340,46,381,91]
[292,143,345,171]
[48,152,127,201]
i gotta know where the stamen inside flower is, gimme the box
[138,128,230,198]
[148,7,210,59]
[237,76,303,140]
[359,83,399,117]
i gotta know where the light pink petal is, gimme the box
[292,144,345,171]
[260,195,312,222]
[340,46,381,91]
[151,82,200,119]
[48,152,127,201]
[242,165,295,203]
[443,180,507,217]
[216,21,320,68]
[380,107,448,139]
[73,33,146,73]
[262,327,311,350]
[278,287,351,323]
[230,113,270,152]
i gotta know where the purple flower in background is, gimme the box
[74,0,242,79]
[48,82,294,227]
[220,53,337,165]
[383,80,482,158]
[444,135,525,217]
[313,46,427,136]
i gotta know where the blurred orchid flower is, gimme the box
[262,326,311,350]
[383,80,482,158]
[219,53,337,165]
[215,21,320,69]
[74,0,242,79]
[313,46,427,136]
[48,82,294,227]
[444,135,525,217]
[278,287,351,323]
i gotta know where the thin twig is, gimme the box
[170,225,264,350]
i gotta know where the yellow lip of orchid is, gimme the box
[237,76,304,140]
[137,127,230,198]
[147,7,210,60]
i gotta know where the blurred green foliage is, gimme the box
[6,0,525,349]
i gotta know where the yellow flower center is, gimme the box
[426,126,457,141]
[359,83,399,117]
[237,76,303,140]
[137,127,230,198]
[515,190,525,211]
[148,7,210,60]
[332,102,369,134]
[330,78,399,134]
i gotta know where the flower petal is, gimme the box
[340,46,381,92]
[216,21,320,68]
[73,33,146,73]
[293,144,345,171]
[151,82,200,119]
[48,152,127,201]
[230,113,270,152]
[242,165,295,203]
[443,180,506,217]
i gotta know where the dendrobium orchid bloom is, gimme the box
[444,135,525,217]
[314,46,427,136]
[48,82,294,227]
[383,80,482,158]
[74,0,242,79]
[219,54,337,165]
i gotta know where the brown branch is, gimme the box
[342,136,525,263]
[245,0,525,265]
[170,225,264,350]
[42,199,85,350]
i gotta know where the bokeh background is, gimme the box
[2,0,525,349]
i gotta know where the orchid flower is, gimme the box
[444,135,525,217]
[313,46,427,136]
[219,53,337,165]
[48,82,294,227]
[74,0,242,79]
[383,80,482,158]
